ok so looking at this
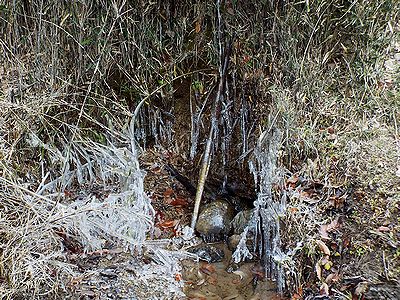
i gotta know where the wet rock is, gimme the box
[227,234,241,251]
[228,209,256,252]
[195,199,235,242]
[231,209,254,235]
[187,244,225,263]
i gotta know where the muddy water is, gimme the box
[181,244,280,300]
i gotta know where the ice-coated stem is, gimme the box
[191,0,233,229]
[190,125,214,229]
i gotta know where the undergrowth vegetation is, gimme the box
[0,0,399,298]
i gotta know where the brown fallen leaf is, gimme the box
[320,282,329,295]
[329,194,347,209]
[158,219,178,229]
[354,281,368,296]
[325,272,340,285]
[286,174,299,188]
[316,240,331,256]
[195,20,201,33]
[200,263,215,275]
[163,188,174,198]
[327,217,342,231]
[170,197,188,207]
[320,225,330,240]
[342,237,351,249]
[207,275,218,284]
[378,226,390,232]
[291,286,303,300]
[320,217,343,240]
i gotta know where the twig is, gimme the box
[190,1,233,229]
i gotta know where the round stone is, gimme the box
[195,199,235,242]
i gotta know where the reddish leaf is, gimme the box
[158,219,178,229]
[320,282,329,295]
[287,174,299,188]
[170,197,188,207]
[163,188,174,197]
[155,210,164,222]
[174,273,182,281]
[200,263,215,275]
[328,195,346,209]
[342,237,351,249]
[287,176,298,184]
[64,190,73,198]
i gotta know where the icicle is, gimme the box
[233,127,286,293]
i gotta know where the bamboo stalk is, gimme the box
[190,124,214,229]
[190,12,233,228]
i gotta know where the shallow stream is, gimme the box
[181,244,280,300]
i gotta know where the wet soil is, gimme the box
[181,244,280,300]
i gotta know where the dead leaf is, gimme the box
[354,282,368,296]
[316,262,322,281]
[170,197,188,207]
[325,272,340,285]
[158,219,178,229]
[320,282,329,295]
[328,195,346,209]
[175,273,182,281]
[320,225,330,240]
[327,217,342,231]
[207,275,218,284]
[163,188,174,198]
[196,278,205,286]
[291,286,303,300]
[316,240,331,256]
[320,217,343,239]
[195,20,201,33]
[342,237,351,249]
[287,174,299,188]
[200,263,215,275]
[232,270,246,280]
[378,226,390,232]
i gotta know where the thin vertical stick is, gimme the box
[191,1,233,229]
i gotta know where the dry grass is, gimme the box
[0,0,399,298]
